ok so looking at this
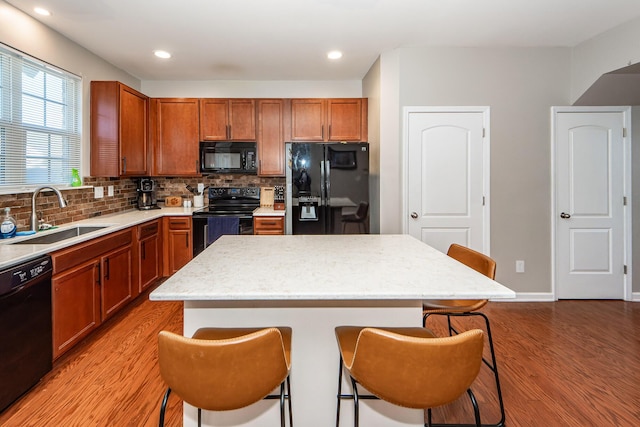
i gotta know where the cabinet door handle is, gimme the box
[262,221,277,226]
[203,224,208,248]
[321,125,324,140]
[142,241,146,260]
[96,263,101,285]
[226,125,230,140]
[185,233,189,248]
[105,258,110,280]
[122,157,127,174]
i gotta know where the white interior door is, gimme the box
[405,107,489,254]
[553,107,630,299]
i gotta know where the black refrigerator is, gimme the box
[286,142,369,234]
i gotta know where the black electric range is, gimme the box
[192,187,260,256]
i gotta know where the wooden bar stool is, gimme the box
[157,327,293,427]
[422,243,505,427]
[335,326,484,427]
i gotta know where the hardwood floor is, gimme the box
[0,295,638,426]
[427,300,640,427]
[0,284,184,427]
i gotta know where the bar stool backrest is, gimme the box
[447,243,496,279]
[158,328,290,411]
[347,328,484,409]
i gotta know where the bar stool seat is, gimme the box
[335,326,484,427]
[158,327,293,427]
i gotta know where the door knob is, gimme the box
[560,212,571,219]
[410,212,418,219]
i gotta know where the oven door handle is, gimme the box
[203,224,208,247]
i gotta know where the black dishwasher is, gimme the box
[0,255,53,413]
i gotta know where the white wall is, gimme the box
[571,16,640,103]
[377,46,571,295]
[142,80,362,98]
[572,19,640,294]
[362,58,381,234]
[378,50,402,234]
[0,1,139,176]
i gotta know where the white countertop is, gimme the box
[150,234,516,301]
[0,207,195,270]
[252,206,286,216]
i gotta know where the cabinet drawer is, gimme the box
[166,216,191,230]
[138,220,159,239]
[52,228,133,274]
[253,216,284,234]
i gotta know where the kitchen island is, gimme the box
[150,234,515,426]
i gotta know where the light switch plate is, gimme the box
[107,185,114,197]
[516,260,525,273]
[94,186,104,199]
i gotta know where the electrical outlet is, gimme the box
[94,186,104,199]
[107,185,114,197]
[516,260,525,273]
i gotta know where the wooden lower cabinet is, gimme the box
[253,216,285,235]
[52,260,100,360]
[134,219,162,295]
[51,228,133,360]
[100,244,132,320]
[163,216,192,276]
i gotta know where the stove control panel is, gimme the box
[209,187,260,199]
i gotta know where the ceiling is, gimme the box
[6,0,640,81]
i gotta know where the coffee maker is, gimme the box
[136,178,160,210]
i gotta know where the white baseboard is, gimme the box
[492,292,640,302]
[490,292,555,302]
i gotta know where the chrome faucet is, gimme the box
[31,186,68,231]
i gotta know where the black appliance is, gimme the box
[199,141,257,174]
[0,255,53,412]
[136,178,160,210]
[287,142,369,235]
[192,187,260,256]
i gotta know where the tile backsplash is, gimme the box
[0,175,285,231]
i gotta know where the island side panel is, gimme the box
[184,299,424,427]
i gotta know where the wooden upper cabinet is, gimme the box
[151,98,200,176]
[200,99,256,141]
[290,98,367,142]
[257,99,285,176]
[327,98,367,142]
[290,99,326,141]
[90,81,149,177]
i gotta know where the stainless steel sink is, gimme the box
[11,226,108,244]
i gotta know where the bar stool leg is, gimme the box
[423,312,505,427]
[336,358,344,427]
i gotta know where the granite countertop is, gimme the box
[0,207,195,270]
[253,206,286,217]
[150,234,516,302]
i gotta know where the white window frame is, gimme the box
[0,43,82,193]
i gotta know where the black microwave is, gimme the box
[199,141,257,174]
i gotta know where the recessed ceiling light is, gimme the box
[327,50,343,60]
[34,7,51,16]
[154,50,172,59]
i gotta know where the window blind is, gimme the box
[0,44,82,190]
